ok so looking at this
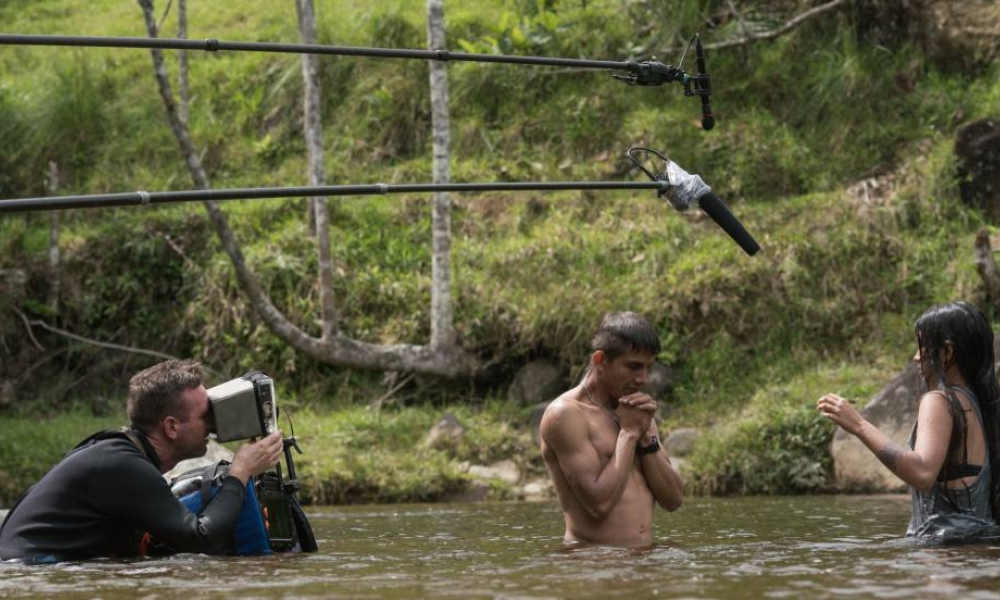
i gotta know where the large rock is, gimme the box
[642,362,675,401]
[850,0,933,51]
[508,358,566,406]
[467,459,521,485]
[518,480,552,502]
[851,1,1000,70]
[528,401,549,448]
[447,460,525,502]
[663,427,699,457]
[956,119,1000,221]
[831,364,918,492]
[421,412,465,450]
[926,1,1000,69]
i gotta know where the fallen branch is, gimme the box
[369,372,416,411]
[12,306,179,361]
[13,306,45,351]
[659,0,849,54]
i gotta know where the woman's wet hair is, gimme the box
[590,312,661,360]
[128,359,205,434]
[915,301,1000,515]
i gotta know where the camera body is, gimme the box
[206,371,278,443]
[184,370,317,554]
[255,472,297,551]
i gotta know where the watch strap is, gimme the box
[637,435,660,455]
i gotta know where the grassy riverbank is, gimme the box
[2,1,999,504]
[0,353,942,507]
[0,401,542,506]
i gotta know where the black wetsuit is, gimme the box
[0,429,246,561]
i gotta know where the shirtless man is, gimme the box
[540,312,684,547]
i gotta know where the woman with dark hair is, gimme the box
[818,301,1000,538]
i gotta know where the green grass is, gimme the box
[686,362,892,495]
[0,411,122,506]
[0,401,540,507]
[2,0,1000,499]
[289,400,539,504]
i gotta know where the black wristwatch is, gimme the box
[637,435,660,456]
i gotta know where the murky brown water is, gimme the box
[3,495,1000,599]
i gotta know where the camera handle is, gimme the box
[280,436,303,495]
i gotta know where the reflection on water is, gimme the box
[3,495,1000,599]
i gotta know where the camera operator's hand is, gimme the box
[228,430,283,485]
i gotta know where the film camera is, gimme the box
[195,371,316,553]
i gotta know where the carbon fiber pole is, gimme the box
[0,181,671,214]
[0,34,630,70]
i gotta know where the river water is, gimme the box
[2,495,1000,599]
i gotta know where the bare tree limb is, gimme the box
[157,0,173,30]
[975,229,1000,314]
[47,161,61,314]
[13,306,45,351]
[726,0,753,41]
[177,0,190,126]
[13,306,178,361]
[368,372,415,411]
[659,0,849,54]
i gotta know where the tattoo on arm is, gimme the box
[876,442,906,473]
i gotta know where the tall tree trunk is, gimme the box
[295,0,337,342]
[427,0,455,350]
[46,161,61,314]
[136,0,475,376]
[177,0,190,126]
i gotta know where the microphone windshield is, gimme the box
[697,192,759,256]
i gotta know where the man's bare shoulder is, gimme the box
[541,391,579,420]
[540,391,587,440]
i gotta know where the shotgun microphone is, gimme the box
[641,151,759,256]
[694,37,714,131]
[696,192,758,255]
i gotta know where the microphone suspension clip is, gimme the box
[614,60,688,87]
[626,147,710,212]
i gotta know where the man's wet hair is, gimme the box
[128,359,205,433]
[590,312,661,360]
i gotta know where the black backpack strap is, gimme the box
[119,426,151,462]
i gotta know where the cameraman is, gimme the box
[0,359,283,562]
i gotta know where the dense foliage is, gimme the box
[1,0,998,502]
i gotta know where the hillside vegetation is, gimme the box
[1,0,999,503]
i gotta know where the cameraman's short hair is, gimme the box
[128,359,205,433]
[591,312,661,360]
